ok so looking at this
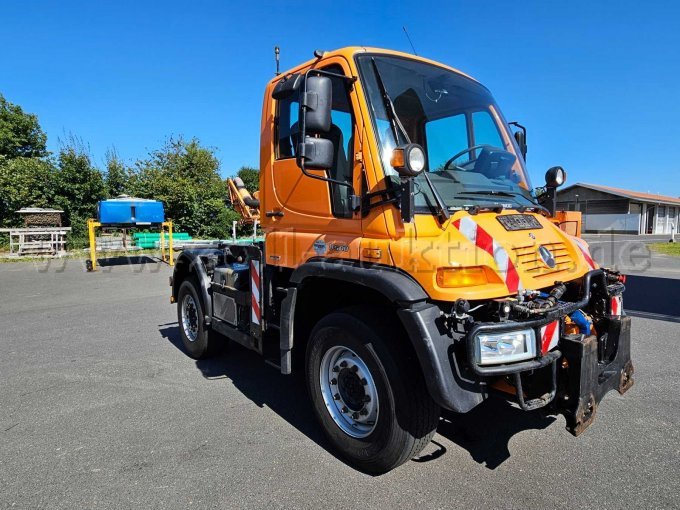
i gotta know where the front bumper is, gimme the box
[464,271,633,435]
[464,315,634,435]
[556,316,634,435]
[399,269,633,436]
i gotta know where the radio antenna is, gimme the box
[274,46,280,76]
[402,26,418,55]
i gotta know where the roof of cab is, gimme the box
[267,46,479,88]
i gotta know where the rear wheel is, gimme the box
[306,308,440,474]
[177,277,214,359]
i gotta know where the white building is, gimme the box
[557,183,680,235]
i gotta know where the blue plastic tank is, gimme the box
[97,197,165,225]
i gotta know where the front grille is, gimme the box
[513,242,574,276]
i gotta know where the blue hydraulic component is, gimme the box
[97,197,165,225]
[569,309,592,335]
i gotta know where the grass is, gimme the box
[649,242,680,256]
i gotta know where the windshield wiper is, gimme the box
[370,58,450,223]
[458,190,517,197]
[457,190,550,215]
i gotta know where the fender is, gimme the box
[281,258,427,374]
[289,258,429,303]
[282,258,481,411]
[172,249,221,325]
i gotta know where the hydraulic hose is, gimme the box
[512,282,567,315]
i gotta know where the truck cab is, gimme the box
[170,47,633,474]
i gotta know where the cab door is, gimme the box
[265,57,363,268]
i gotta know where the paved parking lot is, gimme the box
[583,234,680,279]
[1,259,679,509]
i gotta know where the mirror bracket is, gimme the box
[300,91,318,110]
[399,178,415,223]
[538,187,557,217]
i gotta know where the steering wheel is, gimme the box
[443,144,492,170]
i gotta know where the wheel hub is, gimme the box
[319,346,379,438]
[337,368,365,411]
[181,294,199,342]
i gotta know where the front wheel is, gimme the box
[177,277,214,359]
[306,308,440,474]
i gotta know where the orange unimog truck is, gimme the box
[170,47,633,474]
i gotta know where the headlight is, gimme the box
[391,143,427,177]
[475,329,537,365]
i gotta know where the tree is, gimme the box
[130,137,231,238]
[0,94,48,159]
[105,149,130,197]
[52,136,106,238]
[235,166,260,194]
[0,157,56,227]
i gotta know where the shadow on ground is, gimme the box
[97,255,161,267]
[623,275,680,320]
[159,323,556,472]
[437,400,556,469]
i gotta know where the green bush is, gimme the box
[0,94,258,247]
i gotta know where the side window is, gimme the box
[327,72,354,218]
[425,114,468,170]
[273,66,355,218]
[275,96,299,159]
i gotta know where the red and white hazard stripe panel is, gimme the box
[610,295,623,316]
[540,320,560,353]
[250,260,261,326]
[452,216,522,294]
[571,236,597,270]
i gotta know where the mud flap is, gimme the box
[556,316,634,436]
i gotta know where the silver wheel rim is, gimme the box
[181,294,199,342]
[319,345,379,438]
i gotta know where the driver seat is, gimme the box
[474,147,515,180]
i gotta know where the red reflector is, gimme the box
[619,274,627,283]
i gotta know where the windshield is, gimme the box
[356,55,537,212]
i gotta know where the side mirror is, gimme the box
[509,121,527,161]
[545,166,566,188]
[297,136,333,170]
[301,75,332,133]
[513,130,527,160]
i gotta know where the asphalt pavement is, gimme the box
[582,234,680,279]
[1,258,679,509]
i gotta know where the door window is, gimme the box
[273,65,355,218]
[325,67,355,218]
[275,97,299,159]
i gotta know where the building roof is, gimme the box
[16,207,64,214]
[560,183,680,206]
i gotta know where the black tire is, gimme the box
[306,307,440,474]
[177,277,215,359]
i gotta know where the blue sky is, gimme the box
[2,0,679,196]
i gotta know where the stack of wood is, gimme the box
[18,208,63,227]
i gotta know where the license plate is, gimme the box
[497,214,542,231]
